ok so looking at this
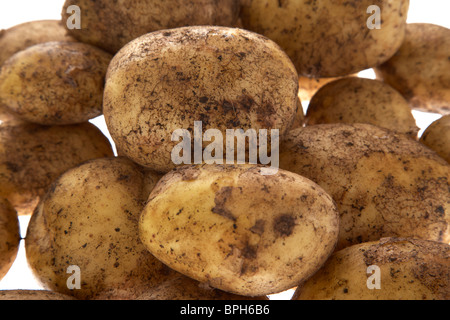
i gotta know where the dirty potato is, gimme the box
[0,41,112,125]
[61,0,240,54]
[0,290,76,300]
[420,115,449,163]
[104,26,299,173]
[375,23,450,115]
[139,164,340,297]
[25,157,177,300]
[0,122,114,216]
[240,0,410,77]
[305,77,419,138]
[292,237,450,300]
[0,198,20,281]
[279,124,450,251]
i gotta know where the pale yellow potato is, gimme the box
[61,0,240,53]
[104,26,299,173]
[0,290,76,300]
[420,115,450,163]
[0,41,112,125]
[25,157,177,300]
[292,237,450,300]
[240,0,409,77]
[139,164,340,297]
[375,24,450,115]
[305,77,419,138]
[0,122,114,216]
[0,198,20,281]
[279,124,450,251]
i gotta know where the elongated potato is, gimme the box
[25,157,176,300]
[240,0,409,77]
[279,124,450,251]
[0,198,20,281]
[0,290,76,300]
[139,164,340,297]
[420,115,450,163]
[292,238,450,300]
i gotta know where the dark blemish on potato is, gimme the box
[273,214,296,237]
[199,96,209,104]
[5,161,19,173]
[242,244,257,260]
[211,186,236,221]
[250,219,265,235]
[117,174,130,181]
[435,206,445,217]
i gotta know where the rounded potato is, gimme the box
[104,26,299,173]
[375,23,450,115]
[0,290,76,300]
[0,198,20,281]
[0,41,112,125]
[292,237,450,300]
[0,122,114,216]
[139,164,340,297]
[25,157,176,300]
[279,124,450,251]
[240,0,409,77]
[305,77,419,138]
[61,0,240,54]
[420,115,450,163]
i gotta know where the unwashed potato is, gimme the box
[292,237,450,300]
[279,124,450,251]
[0,290,76,300]
[0,122,114,216]
[375,23,450,115]
[420,115,450,163]
[0,41,112,125]
[240,0,409,77]
[137,274,269,300]
[61,0,240,54]
[139,164,340,297]
[0,198,20,281]
[104,26,299,173]
[25,157,177,300]
[305,77,419,138]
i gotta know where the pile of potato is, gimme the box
[0,0,448,300]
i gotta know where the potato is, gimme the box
[305,77,419,138]
[0,122,114,216]
[292,237,450,300]
[240,0,409,77]
[139,164,340,297]
[61,0,240,54]
[420,115,450,163]
[0,198,20,281]
[137,274,269,300]
[104,26,299,173]
[279,124,450,251]
[0,41,112,125]
[375,24,450,115]
[25,157,177,300]
[0,290,76,300]
[298,76,342,104]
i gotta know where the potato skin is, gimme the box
[292,238,450,300]
[104,26,299,173]
[420,115,450,163]
[0,290,76,300]
[0,122,114,216]
[0,41,112,125]
[25,157,177,300]
[62,0,240,53]
[279,124,450,251]
[139,164,340,297]
[240,0,409,77]
[375,24,450,115]
[0,198,20,281]
[305,77,419,138]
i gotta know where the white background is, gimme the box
[0,0,449,299]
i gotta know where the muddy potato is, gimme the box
[279,124,450,251]
[104,26,299,173]
[139,164,340,297]
[375,24,450,115]
[0,41,112,125]
[25,157,177,300]
[0,198,20,281]
[240,0,409,77]
[0,122,114,216]
[420,115,450,163]
[62,0,240,54]
[0,290,76,300]
[292,237,450,300]
[305,77,419,138]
